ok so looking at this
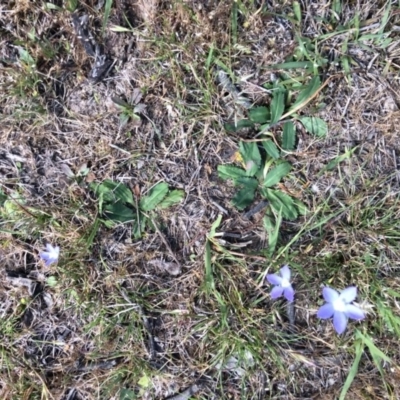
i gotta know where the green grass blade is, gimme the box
[339,339,364,400]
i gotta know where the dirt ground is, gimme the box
[1,0,400,399]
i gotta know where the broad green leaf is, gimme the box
[339,339,364,400]
[140,182,168,211]
[282,121,296,150]
[249,106,270,124]
[263,211,282,256]
[104,201,136,223]
[234,176,258,188]
[120,388,136,400]
[224,119,254,133]
[261,189,298,220]
[262,140,280,159]
[270,87,286,123]
[158,189,185,209]
[288,76,321,113]
[239,142,262,176]
[263,162,292,187]
[299,116,328,137]
[218,165,247,181]
[90,180,134,205]
[232,179,258,210]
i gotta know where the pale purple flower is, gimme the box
[39,244,60,266]
[266,265,294,302]
[317,286,365,334]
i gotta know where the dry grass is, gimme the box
[1,0,400,399]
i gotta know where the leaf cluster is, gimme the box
[90,180,184,238]
[218,141,307,222]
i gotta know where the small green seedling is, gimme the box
[90,179,184,238]
[112,88,146,127]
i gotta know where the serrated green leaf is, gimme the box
[299,116,328,137]
[262,140,280,159]
[224,119,254,133]
[270,87,286,123]
[140,182,169,211]
[158,189,185,209]
[239,142,262,176]
[232,180,257,210]
[249,106,270,124]
[288,76,321,113]
[263,162,291,187]
[104,201,136,223]
[282,121,296,150]
[261,189,298,220]
[120,388,136,400]
[218,165,247,181]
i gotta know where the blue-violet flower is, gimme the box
[317,286,365,334]
[266,265,294,302]
[39,244,60,267]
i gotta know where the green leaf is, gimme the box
[262,140,280,159]
[263,162,292,187]
[299,116,328,137]
[104,201,136,223]
[218,165,247,181]
[232,178,258,210]
[249,106,270,124]
[339,339,364,400]
[262,189,298,220]
[263,211,282,256]
[267,61,313,70]
[239,142,261,176]
[65,0,78,12]
[209,215,222,238]
[120,388,136,400]
[288,76,321,113]
[270,87,286,123]
[0,189,7,207]
[224,119,254,133]
[140,182,169,211]
[158,189,185,209]
[46,276,58,287]
[282,121,296,150]
[90,180,134,205]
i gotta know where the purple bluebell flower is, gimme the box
[39,244,60,267]
[266,265,294,302]
[317,286,365,334]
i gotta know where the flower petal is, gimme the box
[267,274,283,285]
[345,304,365,320]
[270,286,284,299]
[340,287,357,304]
[317,303,335,319]
[280,265,291,281]
[283,286,294,302]
[322,287,339,303]
[45,243,54,252]
[333,311,348,334]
